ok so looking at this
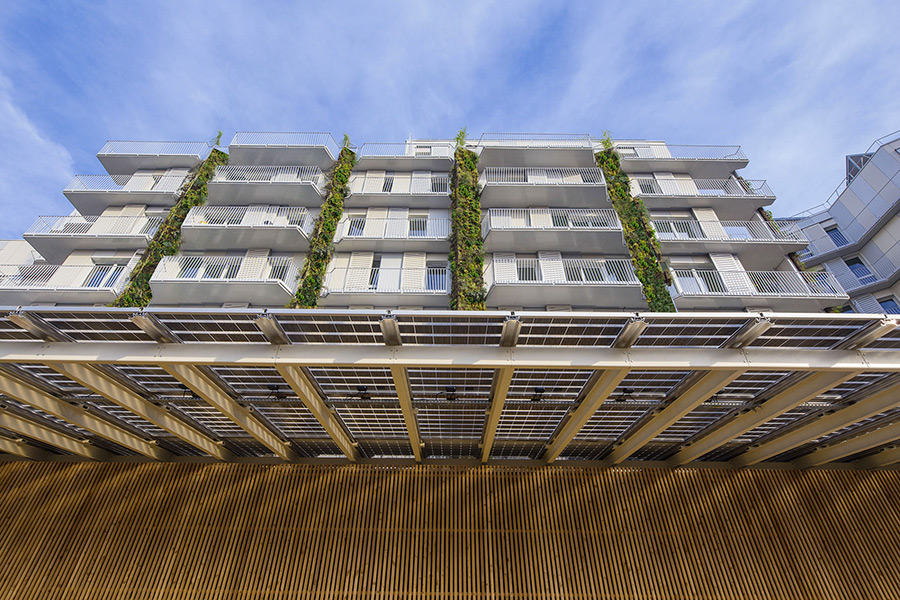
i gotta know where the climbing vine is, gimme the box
[111,148,229,307]
[290,141,356,308]
[596,148,676,312]
[449,128,486,310]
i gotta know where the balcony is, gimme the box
[479,167,607,208]
[630,177,774,219]
[346,172,450,208]
[670,269,847,311]
[477,134,596,168]
[321,267,450,308]
[482,209,623,252]
[97,141,211,174]
[181,206,315,251]
[206,165,326,206]
[64,173,189,215]
[150,255,301,307]
[334,218,451,252]
[613,143,749,178]
[0,262,134,305]
[651,220,809,269]
[485,257,644,309]
[23,215,162,262]
[355,143,454,171]
[228,132,339,170]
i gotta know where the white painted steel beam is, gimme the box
[481,367,515,463]
[856,444,900,469]
[0,434,51,460]
[797,420,900,468]
[0,370,170,460]
[0,406,109,460]
[162,364,297,462]
[48,362,233,461]
[544,368,630,462]
[275,364,359,462]
[605,369,746,465]
[668,370,862,467]
[733,379,900,467]
[389,366,423,462]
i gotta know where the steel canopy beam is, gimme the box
[0,435,50,460]
[389,366,423,462]
[544,368,630,463]
[0,370,169,460]
[733,379,900,467]
[48,362,233,461]
[668,370,863,467]
[481,367,515,463]
[605,369,746,466]
[162,364,297,462]
[275,364,359,462]
[856,444,900,469]
[0,406,109,460]
[797,420,900,468]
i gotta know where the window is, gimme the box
[845,257,876,285]
[408,214,428,237]
[426,261,447,291]
[84,264,123,288]
[368,256,381,289]
[517,259,539,282]
[826,226,849,247]
[347,214,366,237]
[879,297,900,314]
[381,172,394,193]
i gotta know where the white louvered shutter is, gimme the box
[411,171,430,194]
[529,208,553,228]
[362,171,385,194]
[401,252,426,292]
[241,205,267,226]
[428,208,449,238]
[237,249,269,279]
[823,259,860,292]
[392,172,411,195]
[673,173,699,196]
[493,253,517,283]
[364,207,388,238]
[378,254,403,292]
[346,252,374,291]
[654,173,680,196]
[527,168,549,184]
[710,253,754,293]
[692,208,727,239]
[852,294,882,313]
[122,170,158,191]
[386,208,409,239]
[538,251,565,283]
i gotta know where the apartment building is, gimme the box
[792,131,900,313]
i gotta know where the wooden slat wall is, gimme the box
[0,463,898,599]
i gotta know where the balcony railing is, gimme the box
[671,270,845,298]
[0,263,131,293]
[183,206,314,235]
[65,173,188,193]
[615,144,747,161]
[211,165,325,190]
[493,258,639,285]
[478,133,593,148]
[98,141,210,157]
[152,255,299,287]
[348,172,450,195]
[651,220,807,243]
[357,143,454,159]
[24,215,163,238]
[229,132,340,157]
[482,209,621,237]
[481,167,604,185]
[327,267,450,294]
[338,218,451,240]
[631,177,773,198]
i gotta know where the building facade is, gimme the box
[793,131,900,314]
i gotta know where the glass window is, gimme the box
[826,226,849,247]
[347,215,365,237]
[408,215,428,237]
[845,257,876,285]
[879,297,900,314]
[426,262,447,291]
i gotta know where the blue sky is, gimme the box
[0,1,898,239]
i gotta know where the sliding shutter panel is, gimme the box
[538,251,565,283]
[346,252,374,290]
[493,253,517,283]
[401,252,426,292]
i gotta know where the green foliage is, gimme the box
[596,149,676,312]
[214,130,223,146]
[290,145,356,308]
[342,133,351,149]
[111,149,229,307]
[599,130,614,151]
[449,143,486,310]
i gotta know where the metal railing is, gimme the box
[327,267,450,294]
[670,270,845,298]
[357,143,454,159]
[650,220,807,243]
[65,173,188,193]
[492,258,639,285]
[0,263,131,293]
[183,206,314,235]
[210,165,325,191]
[338,218,451,240]
[614,143,746,161]
[229,132,340,157]
[478,133,593,148]
[24,215,163,238]
[348,172,450,195]
[631,177,773,197]
[152,255,299,286]
[98,141,210,157]
[481,167,604,185]
[482,209,621,237]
